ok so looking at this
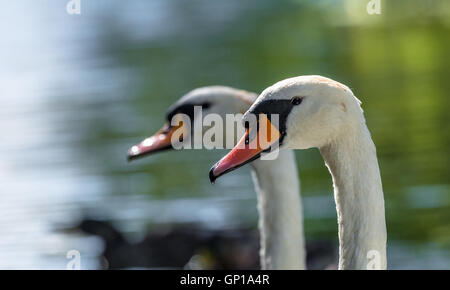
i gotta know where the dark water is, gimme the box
[0,0,449,269]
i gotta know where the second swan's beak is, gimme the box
[127,121,185,161]
[209,114,281,183]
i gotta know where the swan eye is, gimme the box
[201,102,211,109]
[291,96,303,106]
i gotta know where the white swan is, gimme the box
[210,76,387,270]
[127,86,306,269]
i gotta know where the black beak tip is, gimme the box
[127,147,139,162]
[127,154,134,162]
[209,165,218,184]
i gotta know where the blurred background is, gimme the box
[0,0,449,269]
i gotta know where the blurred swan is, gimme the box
[210,76,387,270]
[70,219,259,269]
[128,86,306,269]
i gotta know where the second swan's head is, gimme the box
[209,75,364,182]
[127,86,256,161]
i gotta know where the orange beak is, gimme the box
[127,120,186,161]
[209,114,281,183]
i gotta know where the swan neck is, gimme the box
[251,150,306,269]
[320,124,387,270]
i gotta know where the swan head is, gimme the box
[252,75,363,149]
[209,75,363,181]
[127,86,256,161]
